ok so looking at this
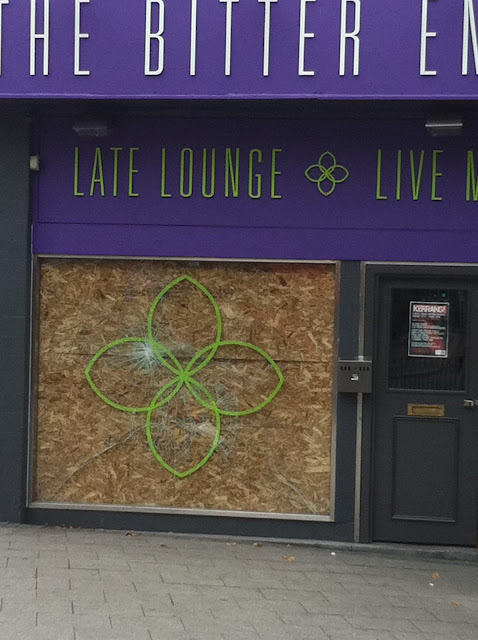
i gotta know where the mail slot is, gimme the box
[337,359,373,393]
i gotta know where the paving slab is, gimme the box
[0,524,477,640]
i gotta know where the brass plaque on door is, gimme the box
[408,404,445,417]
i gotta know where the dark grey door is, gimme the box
[372,278,478,545]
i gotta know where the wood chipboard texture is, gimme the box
[34,260,336,515]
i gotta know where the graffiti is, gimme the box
[85,275,284,478]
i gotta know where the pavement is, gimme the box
[0,524,478,640]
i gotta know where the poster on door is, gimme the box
[408,302,450,358]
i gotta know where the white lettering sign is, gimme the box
[420,0,437,76]
[190,0,197,76]
[145,0,165,76]
[259,0,277,77]
[74,0,90,76]
[463,0,478,75]
[339,0,361,76]
[30,0,49,76]
[220,0,240,77]
[298,0,315,76]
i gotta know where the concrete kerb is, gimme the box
[156,534,478,565]
[2,523,477,565]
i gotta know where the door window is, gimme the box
[388,288,467,391]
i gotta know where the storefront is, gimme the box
[1,0,478,545]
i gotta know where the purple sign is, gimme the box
[2,1,478,99]
[34,116,478,262]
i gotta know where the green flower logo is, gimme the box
[85,275,284,478]
[305,151,350,197]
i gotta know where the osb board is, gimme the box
[34,260,336,515]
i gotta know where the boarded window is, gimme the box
[33,259,336,516]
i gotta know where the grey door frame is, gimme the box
[360,262,478,544]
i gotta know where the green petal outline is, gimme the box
[185,340,284,417]
[85,337,182,413]
[317,177,336,197]
[145,379,221,478]
[305,164,321,183]
[147,275,223,377]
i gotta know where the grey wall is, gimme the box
[0,113,31,522]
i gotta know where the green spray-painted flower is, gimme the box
[85,275,284,478]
